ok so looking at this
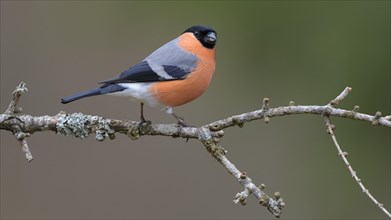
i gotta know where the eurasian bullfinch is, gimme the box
[61,25,217,126]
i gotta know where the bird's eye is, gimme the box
[194,31,200,37]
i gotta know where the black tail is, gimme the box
[61,84,126,104]
[61,88,102,104]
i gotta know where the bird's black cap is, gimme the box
[183,25,217,49]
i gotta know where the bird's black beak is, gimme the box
[205,32,217,45]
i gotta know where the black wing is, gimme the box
[99,61,189,85]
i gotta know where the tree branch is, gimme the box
[1,83,390,218]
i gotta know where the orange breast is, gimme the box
[150,33,216,107]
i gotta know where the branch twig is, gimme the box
[2,82,33,162]
[324,116,391,218]
[329,86,352,106]
[5,82,27,114]
[322,87,391,219]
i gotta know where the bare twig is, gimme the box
[207,105,391,131]
[5,82,27,114]
[198,127,284,217]
[324,116,391,218]
[329,86,352,106]
[322,87,391,219]
[19,136,33,162]
[2,82,33,161]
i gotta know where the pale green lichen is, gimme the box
[127,128,140,140]
[56,113,115,141]
[93,117,115,141]
[259,194,270,206]
[212,145,227,161]
[56,113,90,139]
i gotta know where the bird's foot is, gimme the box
[166,108,192,141]
[166,107,192,127]
[172,113,192,127]
[172,114,193,142]
[137,116,151,133]
[177,118,191,127]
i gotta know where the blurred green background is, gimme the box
[1,1,390,219]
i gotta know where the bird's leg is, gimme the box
[166,107,190,127]
[140,102,147,123]
[138,103,151,130]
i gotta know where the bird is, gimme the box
[61,25,217,126]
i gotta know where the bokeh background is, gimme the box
[1,1,390,219]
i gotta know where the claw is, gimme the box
[175,122,190,142]
[164,107,192,142]
[175,115,190,127]
[166,107,192,127]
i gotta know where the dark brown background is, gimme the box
[1,1,390,219]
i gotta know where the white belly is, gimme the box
[108,83,163,108]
